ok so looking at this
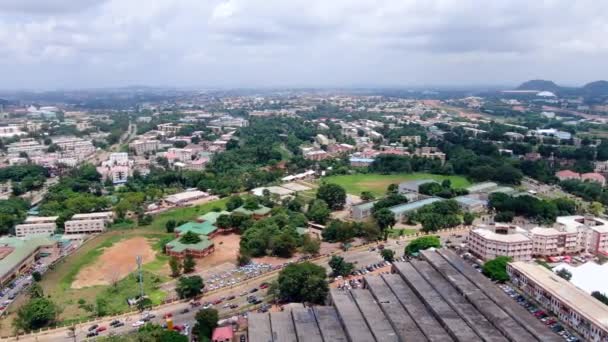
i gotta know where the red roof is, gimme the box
[212,326,234,341]
[581,173,606,183]
[555,170,580,179]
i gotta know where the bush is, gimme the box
[482,256,511,282]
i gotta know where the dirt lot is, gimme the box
[196,233,241,269]
[72,237,156,288]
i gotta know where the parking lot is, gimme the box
[498,283,581,342]
[0,258,51,315]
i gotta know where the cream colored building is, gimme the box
[468,224,533,261]
[129,139,160,155]
[14,216,58,237]
[64,212,114,234]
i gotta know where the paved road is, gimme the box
[10,227,471,342]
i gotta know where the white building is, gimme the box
[52,136,95,161]
[7,139,46,156]
[14,216,58,237]
[63,212,114,234]
[129,139,160,155]
[164,190,209,206]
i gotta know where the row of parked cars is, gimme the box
[498,284,580,342]
[351,260,393,276]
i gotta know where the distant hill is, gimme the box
[513,80,608,104]
[582,80,608,94]
[516,80,560,92]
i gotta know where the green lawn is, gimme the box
[143,197,229,233]
[323,173,471,196]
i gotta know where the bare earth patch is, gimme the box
[72,237,156,289]
[196,233,241,269]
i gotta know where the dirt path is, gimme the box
[72,237,156,288]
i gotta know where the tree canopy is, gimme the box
[278,262,328,304]
[405,236,441,255]
[482,256,511,282]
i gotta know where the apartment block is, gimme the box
[129,139,160,155]
[14,216,58,237]
[64,212,114,234]
[468,224,534,261]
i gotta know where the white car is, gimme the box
[132,321,145,327]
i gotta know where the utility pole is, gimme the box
[136,256,144,299]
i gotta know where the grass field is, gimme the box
[1,198,229,332]
[323,172,471,196]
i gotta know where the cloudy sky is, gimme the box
[1,0,607,89]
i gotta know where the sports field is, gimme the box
[0,198,229,333]
[322,172,471,196]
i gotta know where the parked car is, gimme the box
[96,326,107,333]
[114,322,125,328]
[180,308,190,314]
[88,324,99,331]
[250,288,259,293]
[86,331,98,338]
[132,321,145,327]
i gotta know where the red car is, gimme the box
[259,283,270,289]
[173,324,184,332]
[96,326,107,333]
[190,301,201,307]
[163,313,173,319]
[212,299,223,305]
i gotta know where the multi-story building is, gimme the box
[166,148,193,163]
[14,216,58,237]
[555,216,608,255]
[52,136,96,161]
[468,224,534,261]
[508,261,608,342]
[108,152,129,165]
[64,212,114,234]
[0,125,27,138]
[7,139,46,156]
[157,123,185,136]
[129,139,160,155]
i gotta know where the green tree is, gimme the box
[179,231,202,244]
[278,262,328,304]
[165,219,177,233]
[387,183,399,195]
[169,257,182,278]
[592,291,608,306]
[13,297,59,332]
[316,183,347,210]
[405,236,441,255]
[226,195,244,211]
[31,271,42,282]
[360,191,375,201]
[28,283,44,299]
[176,276,204,299]
[237,251,251,266]
[307,199,331,224]
[380,249,395,262]
[328,256,354,277]
[302,235,321,255]
[192,308,219,342]
[216,214,232,229]
[183,254,196,273]
[463,212,475,226]
[482,256,512,282]
[556,268,572,281]
[271,231,298,258]
[590,201,604,216]
[372,208,396,240]
[322,220,355,243]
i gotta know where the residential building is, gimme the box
[7,139,45,156]
[165,236,214,258]
[508,261,608,342]
[212,326,234,342]
[453,196,487,213]
[468,224,534,261]
[157,123,185,136]
[398,179,437,193]
[51,136,95,160]
[351,201,377,220]
[0,125,27,138]
[63,212,114,234]
[14,216,58,237]
[400,135,421,144]
[129,139,160,155]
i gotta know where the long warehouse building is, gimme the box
[248,249,562,342]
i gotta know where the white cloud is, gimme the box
[0,0,607,89]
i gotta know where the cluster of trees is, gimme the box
[592,291,608,306]
[169,254,196,277]
[239,205,309,259]
[13,284,59,333]
[410,200,462,232]
[277,262,328,304]
[0,197,29,235]
[418,180,468,199]
[488,193,576,224]
[482,256,511,282]
[556,268,572,281]
[175,275,204,299]
[404,236,441,255]
[321,220,381,243]
[0,165,49,195]
[39,164,110,230]
[560,179,608,205]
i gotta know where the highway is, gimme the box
[8,227,470,341]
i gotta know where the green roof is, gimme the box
[197,211,230,225]
[175,221,217,236]
[166,235,213,253]
[233,205,272,216]
[0,236,56,279]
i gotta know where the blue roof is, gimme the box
[453,196,487,206]
[389,197,443,215]
[349,157,375,163]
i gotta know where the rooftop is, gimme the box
[0,236,57,279]
[389,197,443,215]
[233,205,272,216]
[553,262,608,295]
[467,182,498,193]
[175,221,217,236]
[165,235,213,253]
[510,261,608,332]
